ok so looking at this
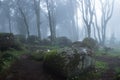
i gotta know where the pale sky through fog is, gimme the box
[77,0,120,40]
[107,0,120,39]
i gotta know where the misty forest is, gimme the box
[0,0,120,80]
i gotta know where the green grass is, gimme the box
[31,51,45,61]
[4,49,29,58]
[95,61,108,70]
[115,67,120,73]
[95,49,120,57]
[0,49,28,75]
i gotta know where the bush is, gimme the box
[14,34,26,43]
[40,39,51,46]
[27,35,40,44]
[72,41,84,48]
[55,37,72,47]
[0,51,16,74]
[44,47,93,79]
[0,33,15,51]
[44,49,67,78]
[82,38,98,50]
[0,33,24,51]
[31,50,46,61]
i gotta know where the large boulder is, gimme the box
[0,33,14,51]
[44,47,94,78]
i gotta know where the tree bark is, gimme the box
[34,0,41,40]
[46,0,56,45]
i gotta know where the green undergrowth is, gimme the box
[95,49,120,57]
[31,50,46,61]
[76,61,108,80]
[115,67,120,80]
[95,61,108,70]
[115,67,120,74]
[0,48,28,76]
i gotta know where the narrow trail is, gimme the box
[95,56,120,80]
[5,55,65,80]
[3,54,120,80]
[7,58,47,80]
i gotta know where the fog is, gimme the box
[0,0,119,45]
[107,0,120,39]
[1,0,120,80]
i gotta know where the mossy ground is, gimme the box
[1,44,120,80]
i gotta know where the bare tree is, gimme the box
[17,1,30,38]
[100,0,114,45]
[94,0,114,45]
[34,0,41,39]
[7,7,12,33]
[46,0,56,45]
[70,0,80,41]
[94,11,102,43]
[1,0,13,33]
[79,0,95,38]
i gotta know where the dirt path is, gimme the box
[3,54,120,80]
[95,56,120,80]
[5,55,65,80]
[95,56,120,68]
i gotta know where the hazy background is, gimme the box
[0,0,119,44]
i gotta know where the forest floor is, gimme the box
[2,54,120,80]
[95,55,120,80]
[4,54,65,80]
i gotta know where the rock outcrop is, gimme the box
[44,47,94,78]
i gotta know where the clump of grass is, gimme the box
[95,61,108,70]
[31,50,46,61]
[115,67,120,73]
[0,49,28,74]
[114,67,120,80]
[67,69,102,80]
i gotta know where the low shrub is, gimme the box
[31,50,46,61]
[44,49,67,77]
[55,37,72,47]
[0,51,16,76]
[72,41,84,47]
[14,34,26,43]
[82,38,98,50]
[27,35,40,44]
[40,39,51,46]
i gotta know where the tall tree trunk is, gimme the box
[87,25,91,38]
[8,16,12,33]
[34,0,41,40]
[18,7,30,38]
[46,0,56,45]
[99,0,114,46]
[79,0,95,38]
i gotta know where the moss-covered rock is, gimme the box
[44,47,94,78]
[82,38,98,50]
